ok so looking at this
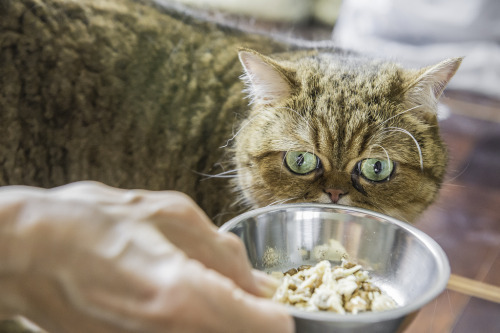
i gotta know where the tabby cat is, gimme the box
[0,0,461,227]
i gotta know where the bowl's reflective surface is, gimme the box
[220,204,450,333]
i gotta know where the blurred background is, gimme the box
[166,0,500,331]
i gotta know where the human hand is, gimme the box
[0,182,293,333]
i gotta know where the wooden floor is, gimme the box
[406,92,500,333]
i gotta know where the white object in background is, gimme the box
[333,0,500,99]
[168,0,342,24]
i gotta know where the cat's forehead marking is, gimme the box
[288,56,409,172]
[248,52,432,175]
[302,58,405,101]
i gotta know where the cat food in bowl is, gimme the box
[219,203,449,333]
[272,259,397,314]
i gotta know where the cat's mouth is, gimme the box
[299,193,352,206]
[335,195,352,206]
[318,192,352,206]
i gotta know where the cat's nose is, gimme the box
[324,188,346,203]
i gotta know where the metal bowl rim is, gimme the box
[219,203,450,323]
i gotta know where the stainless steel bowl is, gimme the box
[219,204,449,333]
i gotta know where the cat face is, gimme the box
[233,49,461,222]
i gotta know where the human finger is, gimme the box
[145,259,294,333]
[141,192,265,296]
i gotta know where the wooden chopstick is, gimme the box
[447,273,500,304]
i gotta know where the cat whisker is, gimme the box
[384,127,424,171]
[364,126,400,151]
[200,175,238,180]
[266,197,299,207]
[375,105,423,128]
[443,161,471,183]
[370,124,424,172]
[234,185,269,207]
[219,112,267,148]
[192,168,245,180]
[230,193,251,208]
[274,106,315,133]
[212,168,241,176]
[371,126,405,143]
[367,144,391,163]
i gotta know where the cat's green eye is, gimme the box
[285,151,319,175]
[360,158,394,182]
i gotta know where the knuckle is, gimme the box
[155,275,188,313]
[163,283,191,317]
[221,232,247,257]
[144,191,199,221]
[158,263,201,320]
[169,191,196,207]
[166,192,199,217]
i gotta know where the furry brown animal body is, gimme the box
[0,0,460,225]
[0,0,286,223]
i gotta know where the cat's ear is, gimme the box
[407,57,463,107]
[238,49,295,105]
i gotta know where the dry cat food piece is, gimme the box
[272,260,397,314]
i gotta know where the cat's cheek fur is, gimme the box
[357,169,440,222]
[234,152,282,207]
[234,168,256,207]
